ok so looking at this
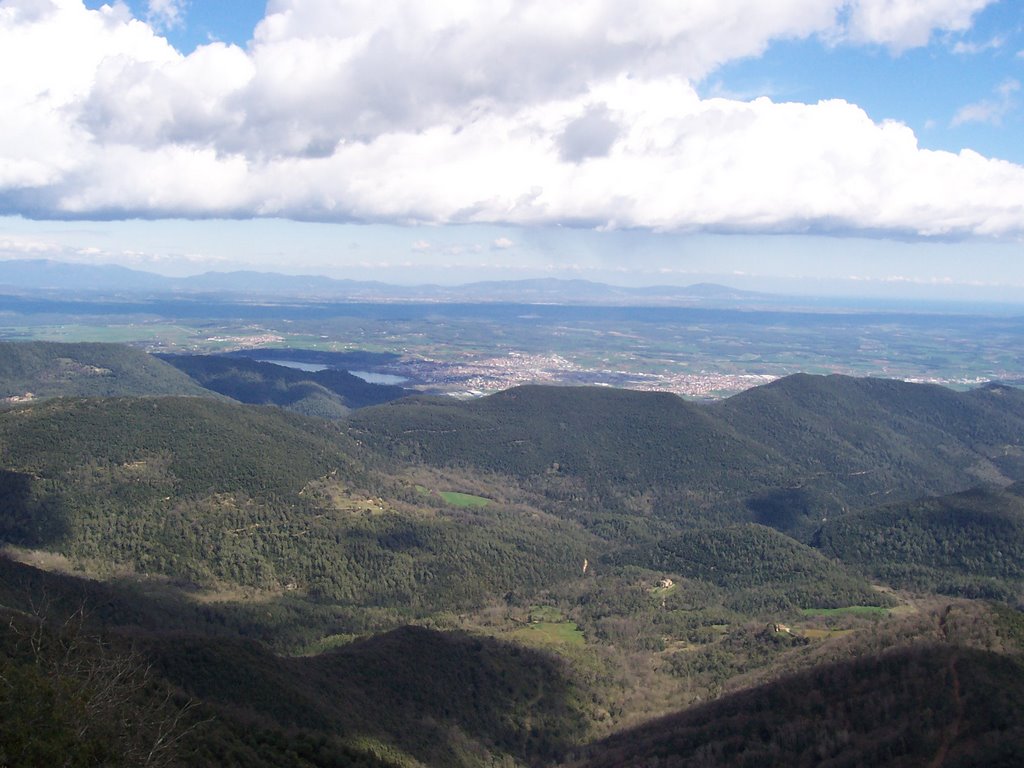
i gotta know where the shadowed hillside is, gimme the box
[573,645,1024,768]
[0,580,586,768]
[146,625,588,768]
[160,354,410,417]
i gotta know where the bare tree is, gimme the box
[1,596,206,767]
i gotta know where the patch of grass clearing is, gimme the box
[799,606,890,618]
[438,490,491,507]
[417,485,492,508]
[513,621,585,648]
[509,605,586,648]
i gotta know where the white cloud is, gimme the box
[0,0,1019,240]
[842,0,992,51]
[951,34,1004,54]
[998,79,1019,97]
[0,234,63,256]
[0,231,227,270]
[952,78,1020,126]
[146,0,187,32]
[493,237,515,249]
[558,105,621,163]
[952,102,1000,126]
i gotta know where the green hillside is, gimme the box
[717,375,1024,516]
[0,341,214,400]
[6,554,1024,768]
[609,524,887,613]
[0,396,592,613]
[347,385,786,525]
[0,396,361,503]
[349,377,1024,534]
[160,354,410,417]
[816,483,1024,600]
[3,364,1024,766]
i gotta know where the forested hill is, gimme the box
[0,341,213,400]
[0,396,364,503]
[348,384,781,493]
[816,482,1024,600]
[715,374,1024,493]
[0,395,591,609]
[0,566,589,768]
[159,353,410,418]
[348,376,1024,531]
[3,355,1024,764]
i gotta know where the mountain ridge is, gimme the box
[0,258,791,306]
[349,374,1024,533]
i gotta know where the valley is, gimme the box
[0,339,1023,765]
[2,287,1022,399]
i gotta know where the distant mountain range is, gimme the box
[0,258,776,306]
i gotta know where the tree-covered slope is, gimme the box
[0,397,592,612]
[349,376,1024,533]
[2,369,1024,766]
[347,385,787,522]
[716,375,1024,512]
[0,341,214,400]
[160,354,410,417]
[0,396,362,503]
[608,524,886,613]
[816,483,1024,600]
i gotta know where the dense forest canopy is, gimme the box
[0,342,1022,766]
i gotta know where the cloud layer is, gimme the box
[1,0,1020,238]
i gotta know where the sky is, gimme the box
[1,0,1023,299]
